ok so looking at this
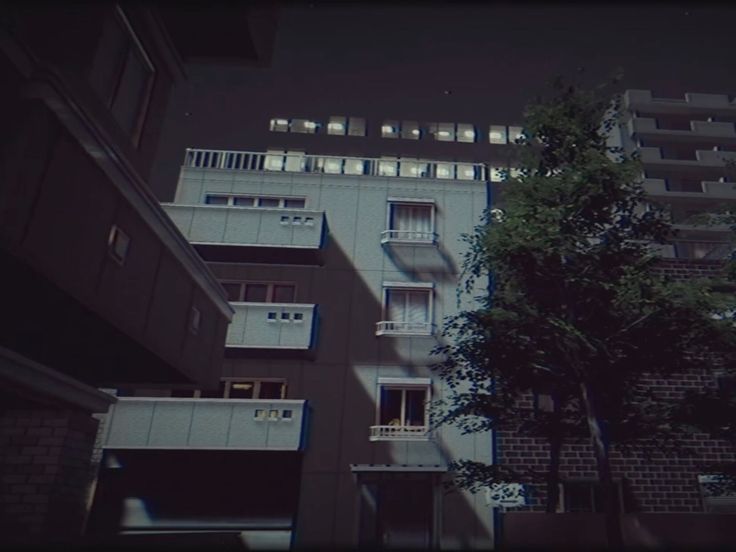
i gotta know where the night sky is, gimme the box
[151,3,736,199]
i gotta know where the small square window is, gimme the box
[304,217,315,226]
[293,312,304,322]
[205,195,229,205]
[457,123,475,143]
[282,409,293,420]
[280,215,290,225]
[348,117,366,137]
[254,409,266,420]
[292,216,302,225]
[280,312,291,321]
[108,225,130,265]
[269,118,289,132]
[382,120,399,139]
[269,409,280,420]
[327,116,347,136]
[267,312,278,322]
[401,121,420,140]
[489,125,507,144]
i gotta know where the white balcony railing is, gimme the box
[183,148,488,182]
[102,397,307,450]
[227,303,317,350]
[375,321,434,336]
[380,230,438,245]
[369,425,430,441]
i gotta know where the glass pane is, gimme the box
[272,285,296,303]
[201,382,227,398]
[407,292,429,324]
[205,195,228,205]
[284,198,306,208]
[244,284,269,302]
[229,382,255,399]
[387,290,407,322]
[221,283,242,302]
[380,388,403,425]
[234,196,255,206]
[328,116,347,135]
[348,117,366,136]
[258,198,280,208]
[404,389,426,426]
[259,381,285,399]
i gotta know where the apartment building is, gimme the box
[0,3,277,543]
[90,143,495,547]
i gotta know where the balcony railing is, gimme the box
[102,397,308,451]
[162,204,325,250]
[369,425,430,441]
[380,230,438,245]
[183,148,488,182]
[375,321,434,336]
[227,303,317,350]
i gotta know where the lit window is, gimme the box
[401,121,420,140]
[284,151,306,172]
[204,194,306,209]
[90,7,154,142]
[382,200,436,244]
[344,159,366,175]
[508,126,524,144]
[429,122,455,142]
[264,149,285,171]
[377,284,433,336]
[226,379,287,400]
[269,118,290,132]
[370,378,431,440]
[489,125,507,144]
[323,158,344,174]
[457,163,477,180]
[398,160,429,178]
[435,163,454,179]
[489,167,506,182]
[348,117,366,137]
[382,120,399,138]
[457,123,475,143]
[221,281,296,303]
[291,119,318,134]
[327,116,347,135]
[378,157,398,176]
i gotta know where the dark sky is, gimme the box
[152,3,736,199]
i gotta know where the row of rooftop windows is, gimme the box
[268,116,524,145]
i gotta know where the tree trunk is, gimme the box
[580,380,623,549]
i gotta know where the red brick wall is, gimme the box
[498,259,736,513]
[0,408,99,541]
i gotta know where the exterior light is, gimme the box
[411,129,420,136]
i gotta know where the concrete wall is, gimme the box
[172,167,493,546]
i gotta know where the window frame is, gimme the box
[376,282,434,336]
[222,378,288,400]
[556,479,624,513]
[204,193,307,209]
[370,377,432,441]
[107,6,156,146]
[382,198,437,245]
[220,281,298,304]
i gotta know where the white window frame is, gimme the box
[220,281,297,303]
[370,377,431,441]
[376,282,434,336]
[382,198,437,245]
[204,194,306,209]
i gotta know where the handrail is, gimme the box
[182,148,488,182]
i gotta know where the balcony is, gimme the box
[380,229,438,246]
[102,397,308,451]
[226,303,318,354]
[625,90,736,115]
[182,148,488,182]
[375,321,435,337]
[631,117,736,142]
[643,178,736,200]
[369,424,430,441]
[162,204,326,265]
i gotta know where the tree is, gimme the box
[432,78,736,548]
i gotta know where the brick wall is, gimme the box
[498,259,736,513]
[0,407,99,541]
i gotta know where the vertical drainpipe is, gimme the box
[485,167,502,549]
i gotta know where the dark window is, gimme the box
[234,196,255,206]
[258,198,280,208]
[205,195,228,205]
[284,198,306,209]
[244,284,269,302]
[273,285,296,303]
[221,283,242,302]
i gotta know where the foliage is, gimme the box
[432,77,736,519]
